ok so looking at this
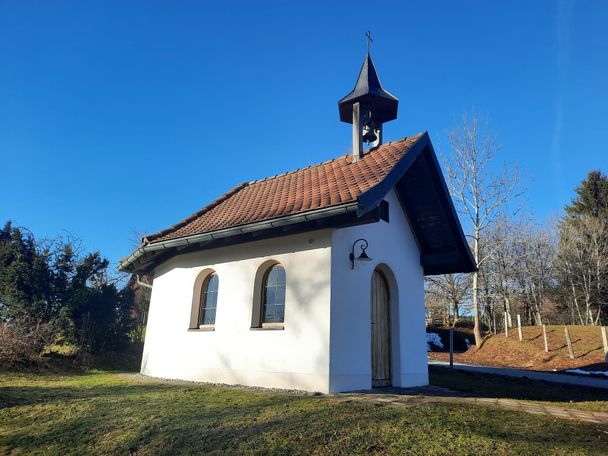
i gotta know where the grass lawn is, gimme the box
[1,371,608,455]
[429,366,608,412]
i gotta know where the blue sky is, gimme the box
[1,0,607,271]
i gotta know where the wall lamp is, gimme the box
[349,238,372,269]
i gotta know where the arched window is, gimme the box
[262,265,286,325]
[199,273,219,326]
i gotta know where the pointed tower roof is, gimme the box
[338,52,399,124]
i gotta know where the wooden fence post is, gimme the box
[517,314,522,342]
[564,326,574,359]
[504,313,509,337]
[542,324,549,352]
[601,326,608,357]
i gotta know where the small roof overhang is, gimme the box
[357,132,476,275]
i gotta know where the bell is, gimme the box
[362,124,377,143]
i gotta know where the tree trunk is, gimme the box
[569,277,584,325]
[451,300,460,327]
[472,270,482,346]
[504,295,513,327]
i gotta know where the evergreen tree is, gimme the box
[0,222,53,320]
[557,171,608,325]
[0,220,138,354]
[565,170,608,221]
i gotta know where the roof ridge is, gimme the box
[248,156,343,185]
[143,182,249,244]
[141,132,427,245]
[247,134,422,186]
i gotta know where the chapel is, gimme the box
[120,43,475,393]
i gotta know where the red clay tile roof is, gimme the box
[144,133,425,245]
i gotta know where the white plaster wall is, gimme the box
[141,230,332,393]
[329,189,428,392]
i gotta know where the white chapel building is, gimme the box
[119,49,475,393]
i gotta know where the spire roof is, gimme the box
[338,53,399,124]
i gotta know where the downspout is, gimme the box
[136,275,153,290]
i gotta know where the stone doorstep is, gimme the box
[496,402,522,409]
[524,409,548,415]
[495,399,520,405]
[521,402,545,411]
[545,409,572,414]
[543,405,570,412]
[474,398,498,403]
[497,404,523,410]
[547,412,572,418]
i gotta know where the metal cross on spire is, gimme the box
[365,31,373,54]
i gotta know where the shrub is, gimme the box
[0,316,57,367]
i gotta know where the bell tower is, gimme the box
[338,32,399,162]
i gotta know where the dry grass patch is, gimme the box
[429,325,607,372]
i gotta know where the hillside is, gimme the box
[428,325,607,372]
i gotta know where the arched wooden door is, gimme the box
[371,270,391,387]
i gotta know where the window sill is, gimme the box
[188,326,215,332]
[251,324,285,331]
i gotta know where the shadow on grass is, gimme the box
[529,332,544,342]
[146,400,607,456]
[429,365,608,405]
[2,382,605,456]
[1,383,315,455]
[2,370,608,456]
[0,382,176,408]
[575,346,606,358]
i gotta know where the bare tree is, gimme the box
[515,224,557,325]
[483,213,526,328]
[557,215,608,325]
[443,112,523,347]
[425,274,471,327]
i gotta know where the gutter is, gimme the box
[119,201,360,272]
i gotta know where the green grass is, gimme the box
[429,366,608,412]
[1,371,607,455]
